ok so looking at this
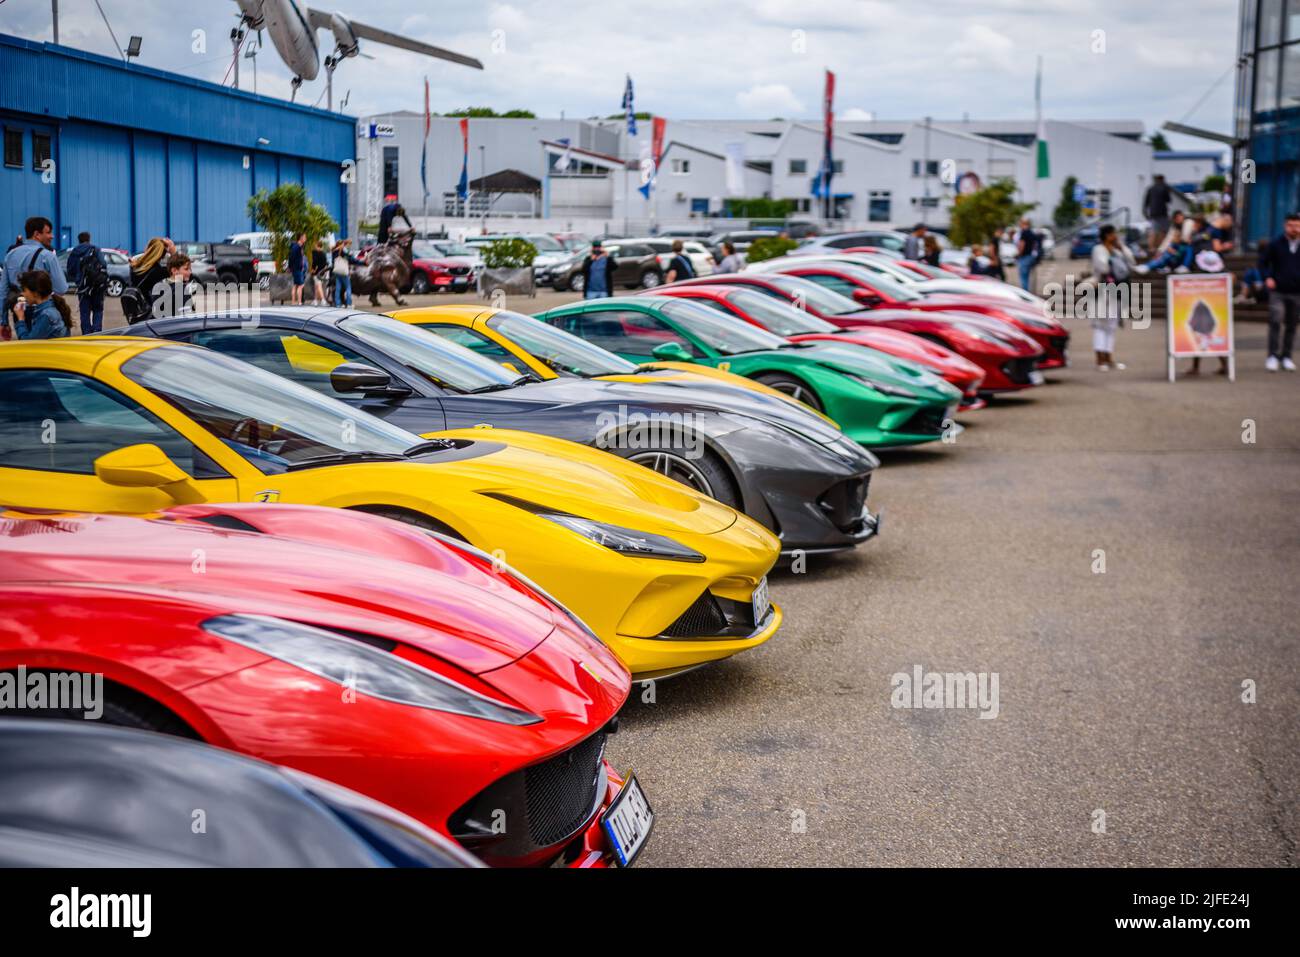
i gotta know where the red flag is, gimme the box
[424,78,431,136]
[651,116,666,168]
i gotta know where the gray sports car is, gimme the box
[115,307,881,555]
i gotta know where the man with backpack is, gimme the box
[66,231,109,335]
[0,216,67,339]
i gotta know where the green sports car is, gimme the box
[536,296,963,448]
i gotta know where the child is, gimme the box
[12,270,72,339]
[153,252,193,318]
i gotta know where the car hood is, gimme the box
[409,430,741,537]
[483,377,847,445]
[0,508,566,676]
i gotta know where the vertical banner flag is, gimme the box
[456,118,469,201]
[818,69,836,204]
[1035,56,1050,179]
[639,116,665,199]
[1167,273,1235,382]
[724,142,746,197]
[420,77,431,203]
[553,137,573,173]
[623,75,637,136]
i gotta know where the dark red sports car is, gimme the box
[760,261,1069,369]
[646,283,988,410]
[671,272,1043,394]
[0,503,650,868]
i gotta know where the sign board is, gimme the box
[1073,182,1087,203]
[358,122,397,140]
[1167,273,1234,382]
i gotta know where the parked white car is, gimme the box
[624,237,716,277]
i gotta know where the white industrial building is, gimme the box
[352,113,1155,238]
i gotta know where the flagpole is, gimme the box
[421,76,429,239]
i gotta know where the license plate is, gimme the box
[751,575,771,625]
[1029,370,1045,385]
[601,774,654,867]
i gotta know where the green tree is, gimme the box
[1148,131,1171,151]
[1053,176,1083,230]
[948,178,1035,248]
[246,183,339,272]
[444,107,536,118]
[1202,173,1227,192]
[480,238,538,268]
[724,197,795,219]
[745,236,799,263]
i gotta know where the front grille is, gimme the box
[1001,356,1037,383]
[900,407,947,436]
[524,733,607,847]
[1049,336,1068,354]
[818,475,870,532]
[448,265,470,276]
[660,591,727,637]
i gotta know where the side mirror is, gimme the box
[852,290,883,307]
[94,444,204,504]
[651,342,695,363]
[330,362,407,395]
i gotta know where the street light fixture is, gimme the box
[125,36,142,60]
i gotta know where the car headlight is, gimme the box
[202,614,541,725]
[846,374,919,399]
[485,494,704,562]
[953,323,1012,347]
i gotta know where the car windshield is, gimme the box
[340,314,523,394]
[831,264,921,301]
[763,275,864,317]
[483,310,637,376]
[657,299,789,354]
[525,235,565,251]
[122,346,422,473]
[725,289,837,335]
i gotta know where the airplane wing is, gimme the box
[307,8,484,69]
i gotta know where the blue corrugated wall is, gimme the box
[0,33,354,252]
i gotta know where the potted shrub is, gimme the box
[478,238,539,298]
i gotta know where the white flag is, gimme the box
[724,142,745,197]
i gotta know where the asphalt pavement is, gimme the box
[606,309,1300,867]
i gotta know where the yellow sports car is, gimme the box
[0,338,781,678]
[386,303,836,421]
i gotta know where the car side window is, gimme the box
[804,273,860,298]
[420,325,518,366]
[189,328,370,398]
[0,369,226,478]
[564,310,701,359]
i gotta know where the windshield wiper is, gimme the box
[286,450,407,470]
[465,382,518,394]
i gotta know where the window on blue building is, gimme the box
[3,129,21,169]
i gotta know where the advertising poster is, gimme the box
[1167,273,1235,381]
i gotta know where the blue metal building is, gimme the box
[0,33,353,252]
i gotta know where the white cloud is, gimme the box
[946,24,1016,73]
[841,107,875,121]
[736,83,805,117]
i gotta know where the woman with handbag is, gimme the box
[1089,225,1135,372]
[331,239,358,307]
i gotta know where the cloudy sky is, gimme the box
[2,0,1238,146]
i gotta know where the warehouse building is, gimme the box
[0,33,353,253]
[358,112,1155,237]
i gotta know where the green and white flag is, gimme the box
[1034,57,1049,179]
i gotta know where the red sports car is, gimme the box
[646,283,988,410]
[0,503,652,868]
[761,261,1070,369]
[671,272,1043,394]
[409,254,477,294]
